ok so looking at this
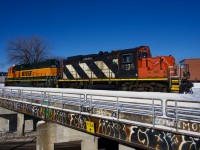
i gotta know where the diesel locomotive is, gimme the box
[5,46,193,93]
[5,59,61,87]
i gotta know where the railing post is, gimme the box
[47,92,50,106]
[162,99,166,117]
[11,89,12,98]
[116,97,119,120]
[43,91,46,106]
[89,95,93,114]
[2,88,5,98]
[21,90,23,101]
[31,91,33,104]
[18,89,20,100]
[62,93,64,109]
[152,99,155,128]
[18,89,22,101]
[79,94,82,113]
[175,101,178,132]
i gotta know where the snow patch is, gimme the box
[192,83,200,96]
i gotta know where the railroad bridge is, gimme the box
[0,87,199,150]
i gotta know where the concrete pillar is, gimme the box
[17,113,24,136]
[36,121,98,150]
[119,144,136,150]
[0,107,17,132]
[0,117,9,132]
[81,134,98,150]
[55,122,98,150]
[36,121,55,150]
[55,125,98,150]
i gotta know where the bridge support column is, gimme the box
[0,117,9,132]
[36,121,54,150]
[81,134,98,150]
[0,107,18,132]
[36,121,98,150]
[119,144,136,150]
[17,113,24,136]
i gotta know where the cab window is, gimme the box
[122,54,131,63]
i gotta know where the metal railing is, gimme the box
[86,94,162,125]
[166,99,200,131]
[0,88,84,105]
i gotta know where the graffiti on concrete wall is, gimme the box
[96,119,200,149]
[155,117,200,133]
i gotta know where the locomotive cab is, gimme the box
[6,65,18,78]
[117,49,139,78]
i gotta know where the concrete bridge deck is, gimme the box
[0,87,199,150]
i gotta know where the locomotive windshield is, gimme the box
[142,50,148,58]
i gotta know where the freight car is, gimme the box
[5,46,193,93]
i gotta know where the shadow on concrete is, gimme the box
[98,137,118,150]
[54,140,81,150]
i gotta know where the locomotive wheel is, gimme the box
[119,81,168,92]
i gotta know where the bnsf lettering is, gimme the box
[22,71,32,76]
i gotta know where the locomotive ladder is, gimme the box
[168,65,180,93]
[170,76,180,93]
[161,57,180,93]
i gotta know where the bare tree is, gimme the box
[6,36,50,64]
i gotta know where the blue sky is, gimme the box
[0,0,200,71]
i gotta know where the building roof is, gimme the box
[179,58,200,63]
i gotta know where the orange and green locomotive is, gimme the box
[5,59,62,87]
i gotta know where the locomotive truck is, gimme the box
[5,46,193,93]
